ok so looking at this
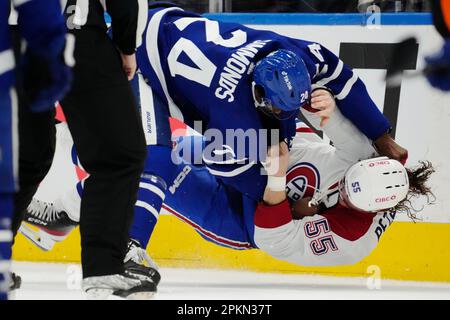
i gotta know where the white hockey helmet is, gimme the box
[339,157,409,212]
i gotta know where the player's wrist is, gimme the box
[312,86,334,97]
[373,128,392,143]
[263,189,287,206]
[266,175,286,191]
[263,176,287,205]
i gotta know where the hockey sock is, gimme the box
[129,174,166,248]
[129,144,176,248]
[0,194,13,300]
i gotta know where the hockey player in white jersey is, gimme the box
[253,106,433,266]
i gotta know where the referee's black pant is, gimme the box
[61,27,147,278]
[13,26,147,278]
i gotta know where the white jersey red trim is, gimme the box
[253,105,396,266]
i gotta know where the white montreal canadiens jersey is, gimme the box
[253,108,398,266]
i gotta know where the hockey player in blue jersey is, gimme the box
[0,0,71,299]
[136,4,400,202]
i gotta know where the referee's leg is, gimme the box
[61,29,147,278]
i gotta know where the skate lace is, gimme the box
[27,200,61,222]
[125,241,158,270]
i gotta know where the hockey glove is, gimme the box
[425,40,450,92]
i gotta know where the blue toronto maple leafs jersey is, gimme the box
[0,0,66,92]
[1,0,65,193]
[136,5,390,200]
[0,0,14,92]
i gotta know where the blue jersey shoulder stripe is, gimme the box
[204,13,432,26]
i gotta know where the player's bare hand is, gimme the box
[120,53,137,81]
[374,133,409,164]
[265,141,290,177]
[311,89,336,127]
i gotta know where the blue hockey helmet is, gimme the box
[252,49,311,115]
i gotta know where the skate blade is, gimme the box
[125,291,156,300]
[19,224,55,251]
[85,288,114,300]
[8,290,16,300]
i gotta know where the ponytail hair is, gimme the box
[392,161,435,221]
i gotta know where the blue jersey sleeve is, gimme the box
[297,41,391,141]
[0,0,14,91]
[14,0,66,59]
[204,161,267,201]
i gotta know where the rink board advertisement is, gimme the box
[13,14,450,282]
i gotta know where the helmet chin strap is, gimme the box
[307,184,333,208]
[306,183,367,211]
[252,81,265,109]
[253,81,296,120]
[286,182,336,208]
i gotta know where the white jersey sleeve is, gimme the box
[285,105,378,208]
[254,200,396,266]
[300,105,377,163]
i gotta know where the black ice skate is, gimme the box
[83,271,157,300]
[9,272,21,291]
[19,198,79,251]
[124,239,161,287]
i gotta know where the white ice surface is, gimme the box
[10,262,450,300]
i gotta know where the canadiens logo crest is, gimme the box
[286,162,321,201]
